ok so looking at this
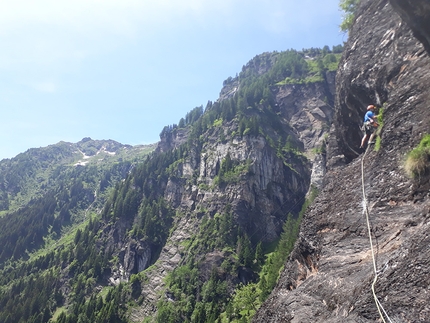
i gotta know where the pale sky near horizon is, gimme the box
[0,0,347,160]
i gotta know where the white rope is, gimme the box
[361,146,394,323]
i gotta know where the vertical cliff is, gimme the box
[253,0,430,322]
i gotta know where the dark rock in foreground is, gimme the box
[253,0,430,322]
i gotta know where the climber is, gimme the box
[360,105,379,149]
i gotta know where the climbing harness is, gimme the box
[360,146,394,323]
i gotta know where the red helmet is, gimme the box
[367,105,375,111]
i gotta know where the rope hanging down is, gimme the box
[360,146,393,323]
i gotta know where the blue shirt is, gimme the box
[364,111,375,122]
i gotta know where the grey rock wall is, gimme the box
[253,0,430,322]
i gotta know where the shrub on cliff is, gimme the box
[404,134,430,178]
[340,0,360,32]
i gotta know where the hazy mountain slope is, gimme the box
[0,139,155,261]
[253,0,430,322]
[0,138,154,213]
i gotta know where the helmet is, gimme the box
[367,105,375,111]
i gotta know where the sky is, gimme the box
[0,0,347,160]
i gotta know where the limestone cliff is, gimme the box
[253,0,430,322]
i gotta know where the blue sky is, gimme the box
[0,0,347,160]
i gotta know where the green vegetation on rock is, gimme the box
[404,134,430,178]
[339,0,360,32]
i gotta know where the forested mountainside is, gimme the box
[0,139,155,262]
[0,47,342,323]
[254,0,430,322]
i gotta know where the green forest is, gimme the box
[0,46,341,323]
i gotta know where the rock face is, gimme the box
[157,128,189,153]
[332,0,430,163]
[274,78,334,152]
[122,240,152,274]
[253,0,430,322]
[389,0,430,54]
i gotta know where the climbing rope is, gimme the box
[360,146,393,323]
